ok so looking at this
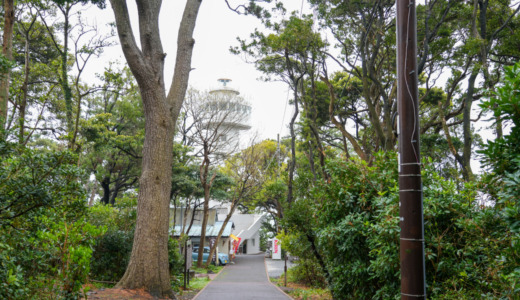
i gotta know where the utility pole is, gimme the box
[396,0,426,299]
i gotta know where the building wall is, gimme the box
[240,232,262,254]
[170,207,216,228]
[220,237,232,256]
[246,231,262,254]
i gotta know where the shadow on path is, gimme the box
[194,254,290,300]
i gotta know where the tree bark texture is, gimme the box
[19,37,30,143]
[462,70,478,181]
[197,163,216,267]
[110,0,202,297]
[0,0,14,130]
[117,87,175,297]
[197,181,210,267]
[287,86,299,206]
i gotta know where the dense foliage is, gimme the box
[281,152,518,298]
[1,0,519,298]
[0,140,104,299]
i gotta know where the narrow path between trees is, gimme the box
[193,254,290,300]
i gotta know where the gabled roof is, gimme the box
[226,213,265,241]
[171,221,233,237]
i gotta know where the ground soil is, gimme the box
[83,287,200,300]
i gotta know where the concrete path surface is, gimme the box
[265,257,295,279]
[194,254,290,300]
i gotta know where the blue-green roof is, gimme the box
[171,221,233,237]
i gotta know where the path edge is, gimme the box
[191,264,227,300]
[264,257,293,300]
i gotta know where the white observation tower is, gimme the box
[206,79,251,156]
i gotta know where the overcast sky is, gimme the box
[83,1,311,142]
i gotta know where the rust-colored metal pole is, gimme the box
[396,0,426,299]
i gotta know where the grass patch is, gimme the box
[175,264,224,296]
[191,267,208,274]
[188,277,210,290]
[191,265,223,274]
[274,270,332,300]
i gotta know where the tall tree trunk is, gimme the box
[19,38,30,144]
[307,140,317,182]
[197,165,216,267]
[0,0,14,130]
[185,202,199,235]
[496,114,503,139]
[197,184,210,267]
[172,196,178,230]
[117,88,175,296]
[287,86,299,205]
[110,0,202,297]
[462,71,477,181]
[60,5,74,137]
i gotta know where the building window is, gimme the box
[252,238,255,246]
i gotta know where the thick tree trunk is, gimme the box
[110,0,202,297]
[117,88,175,297]
[0,0,14,130]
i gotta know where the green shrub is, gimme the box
[90,229,134,282]
[0,241,29,299]
[37,215,106,299]
[168,238,184,276]
[87,196,137,282]
[284,152,517,299]
[0,141,100,299]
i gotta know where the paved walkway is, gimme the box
[265,257,295,278]
[194,254,290,300]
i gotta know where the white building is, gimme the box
[219,213,266,254]
[205,78,251,156]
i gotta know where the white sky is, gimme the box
[83,1,311,142]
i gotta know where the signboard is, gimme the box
[185,240,193,269]
[272,238,282,260]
